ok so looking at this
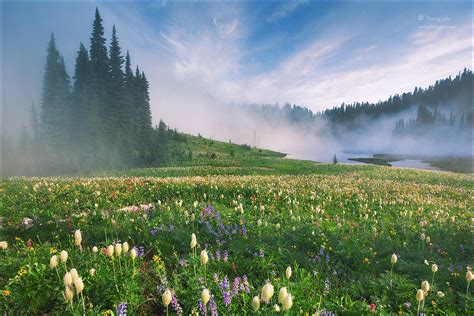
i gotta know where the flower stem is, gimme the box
[81,292,85,315]
[390,263,394,288]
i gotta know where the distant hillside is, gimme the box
[320,68,472,130]
[238,69,472,134]
[172,132,287,165]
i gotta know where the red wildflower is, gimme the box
[370,303,376,313]
[370,303,375,313]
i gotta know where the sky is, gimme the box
[2,0,473,139]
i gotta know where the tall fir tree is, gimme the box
[124,51,139,155]
[72,42,101,159]
[40,33,71,150]
[134,68,153,162]
[107,25,131,161]
[89,7,109,144]
[89,8,108,81]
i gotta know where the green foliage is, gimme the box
[1,167,473,314]
[18,8,155,175]
[40,34,72,150]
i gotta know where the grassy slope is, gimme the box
[98,133,474,189]
[108,133,378,177]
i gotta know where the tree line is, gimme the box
[393,104,473,136]
[320,68,473,131]
[21,8,161,174]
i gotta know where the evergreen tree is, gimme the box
[123,51,138,153]
[72,42,101,159]
[107,25,128,156]
[136,70,153,161]
[89,8,108,81]
[89,8,109,144]
[40,34,71,150]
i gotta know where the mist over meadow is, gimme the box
[2,1,472,176]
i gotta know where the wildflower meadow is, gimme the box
[1,167,473,314]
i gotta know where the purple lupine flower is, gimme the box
[404,302,411,310]
[209,295,218,316]
[223,251,229,262]
[241,225,247,236]
[171,294,183,315]
[116,302,127,316]
[219,275,230,290]
[198,299,206,316]
[209,252,215,260]
[242,275,250,293]
[326,254,330,264]
[213,273,219,283]
[134,246,145,257]
[215,211,221,222]
[216,249,221,261]
[232,277,241,296]
[320,310,335,316]
[150,228,158,236]
[223,291,231,306]
[449,265,454,273]
[319,246,324,256]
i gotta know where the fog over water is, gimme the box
[2,2,472,174]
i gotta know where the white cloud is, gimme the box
[267,1,308,23]
[213,17,239,38]
[91,4,474,124]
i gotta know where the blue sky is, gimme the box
[2,0,472,134]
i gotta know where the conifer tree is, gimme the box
[40,33,71,150]
[108,25,131,159]
[89,8,108,81]
[89,8,109,143]
[72,42,101,159]
[136,70,153,161]
[124,51,138,154]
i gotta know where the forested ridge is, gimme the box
[320,69,472,127]
[14,9,190,175]
[242,69,472,133]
